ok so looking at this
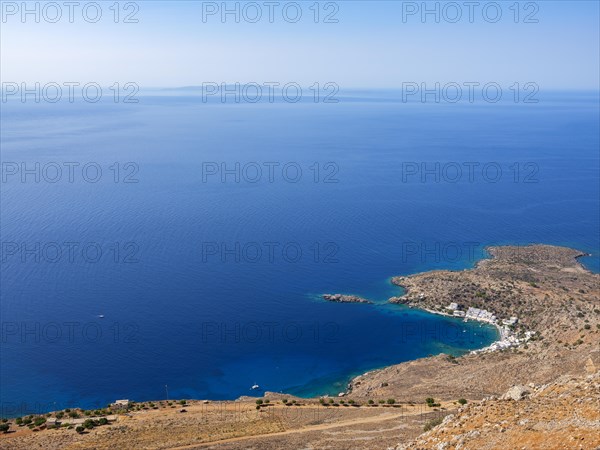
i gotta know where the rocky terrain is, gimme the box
[322,294,373,304]
[393,371,600,450]
[2,245,598,449]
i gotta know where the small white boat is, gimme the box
[251,384,260,390]
[97,314,105,319]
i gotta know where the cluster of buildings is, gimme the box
[444,302,532,353]
[474,329,535,353]
[445,303,518,328]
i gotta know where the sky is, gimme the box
[1,1,599,89]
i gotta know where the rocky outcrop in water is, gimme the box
[322,294,373,304]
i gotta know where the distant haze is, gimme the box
[1,1,599,89]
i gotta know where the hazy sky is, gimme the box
[1,1,599,89]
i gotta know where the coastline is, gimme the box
[3,244,598,440]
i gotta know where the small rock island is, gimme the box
[322,294,373,304]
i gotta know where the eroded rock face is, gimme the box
[322,294,373,304]
[500,385,530,401]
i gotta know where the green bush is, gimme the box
[368,400,374,405]
[458,398,467,405]
[33,417,46,427]
[0,423,10,433]
[423,417,443,432]
[386,399,395,405]
[76,426,84,434]
[98,418,108,426]
[255,399,263,405]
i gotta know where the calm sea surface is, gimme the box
[1,91,598,415]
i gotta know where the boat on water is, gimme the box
[97,314,105,319]
[251,384,260,390]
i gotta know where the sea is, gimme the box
[1,89,598,416]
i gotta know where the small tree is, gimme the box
[458,398,467,405]
[255,399,263,405]
[0,423,10,433]
[98,417,108,426]
[76,426,85,434]
[386,399,395,405]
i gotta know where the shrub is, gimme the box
[255,400,263,405]
[75,426,84,434]
[386,399,395,405]
[283,399,289,404]
[458,398,467,405]
[98,418,108,426]
[33,417,46,427]
[179,400,186,405]
[15,417,23,425]
[0,423,10,433]
[368,400,374,405]
[423,417,443,432]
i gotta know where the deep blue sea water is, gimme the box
[1,90,598,416]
